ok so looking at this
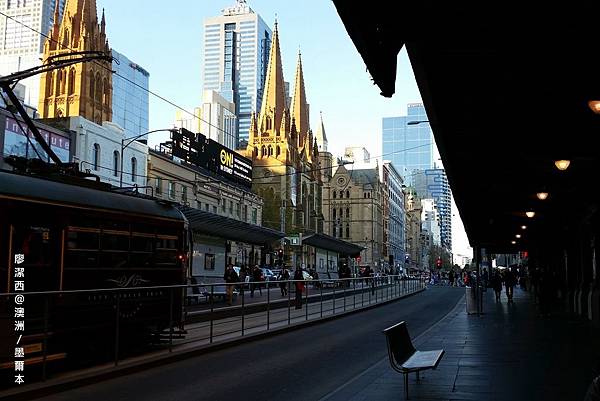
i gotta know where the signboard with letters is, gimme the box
[171,128,252,188]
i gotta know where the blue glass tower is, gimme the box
[382,103,433,185]
[203,1,272,148]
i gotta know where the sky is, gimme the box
[95,0,472,259]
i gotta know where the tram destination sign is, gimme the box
[171,128,252,188]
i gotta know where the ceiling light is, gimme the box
[526,211,536,218]
[516,234,521,238]
[588,100,600,114]
[536,192,549,200]
[511,240,516,244]
[554,160,571,171]
[521,225,527,230]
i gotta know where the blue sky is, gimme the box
[95,0,472,257]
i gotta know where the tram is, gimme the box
[0,169,189,372]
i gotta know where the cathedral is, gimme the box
[38,0,112,124]
[244,22,323,235]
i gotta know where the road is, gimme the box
[39,286,464,401]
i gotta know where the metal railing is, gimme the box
[0,276,425,387]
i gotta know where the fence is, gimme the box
[0,276,425,386]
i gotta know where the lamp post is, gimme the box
[120,128,177,188]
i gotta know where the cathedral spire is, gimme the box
[258,20,286,135]
[291,49,309,141]
[316,111,328,152]
[101,8,106,35]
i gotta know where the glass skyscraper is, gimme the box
[111,49,150,142]
[203,1,272,148]
[0,0,65,107]
[382,103,433,185]
[414,169,452,251]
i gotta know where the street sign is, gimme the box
[285,236,301,246]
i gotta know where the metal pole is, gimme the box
[120,139,124,187]
[353,277,356,310]
[114,294,120,366]
[168,288,174,352]
[343,279,346,311]
[305,280,309,321]
[267,281,270,330]
[210,285,214,343]
[42,295,49,381]
[241,282,245,336]
[320,279,323,318]
[333,282,336,314]
[287,280,291,325]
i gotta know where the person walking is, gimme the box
[504,267,515,303]
[223,264,239,306]
[491,269,503,302]
[294,266,304,309]
[279,267,290,297]
[250,264,263,297]
[448,270,455,287]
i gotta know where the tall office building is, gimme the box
[414,168,452,251]
[0,0,65,107]
[382,103,433,185]
[111,49,150,143]
[202,0,272,148]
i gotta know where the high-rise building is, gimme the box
[382,161,405,272]
[203,0,272,148]
[414,168,452,251]
[38,0,112,125]
[0,0,65,107]
[111,49,149,143]
[382,103,433,185]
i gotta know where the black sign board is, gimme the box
[170,129,252,188]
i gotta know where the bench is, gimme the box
[383,321,444,399]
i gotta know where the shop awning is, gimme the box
[301,233,363,256]
[179,206,284,246]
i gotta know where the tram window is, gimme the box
[155,249,177,265]
[14,226,53,268]
[102,221,129,232]
[131,235,153,252]
[67,230,99,250]
[66,250,99,268]
[101,232,130,251]
[100,252,129,268]
[156,237,177,250]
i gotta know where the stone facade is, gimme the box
[38,0,112,124]
[323,165,384,270]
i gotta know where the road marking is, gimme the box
[317,291,465,401]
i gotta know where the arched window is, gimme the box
[332,209,336,220]
[55,69,62,96]
[93,143,100,170]
[346,207,350,218]
[268,145,273,156]
[339,190,343,198]
[60,69,66,94]
[89,70,95,98]
[333,191,337,199]
[103,77,110,105]
[46,71,54,97]
[95,73,102,102]
[68,68,75,95]
[261,145,265,158]
[62,28,69,48]
[276,145,280,157]
[346,224,350,238]
[113,150,119,177]
[131,157,137,182]
[339,208,343,220]
[346,190,350,198]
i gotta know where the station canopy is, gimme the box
[179,206,284,246]
[333,1,600,252]
[302,232,363,257]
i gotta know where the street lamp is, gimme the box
[407,120,430,125]
[120,128,177,187]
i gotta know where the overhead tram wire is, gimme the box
[0,11,229,138]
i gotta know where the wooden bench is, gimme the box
[383,321,444,399]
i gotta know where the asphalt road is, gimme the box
[39,286,464,401]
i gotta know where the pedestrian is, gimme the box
[294,266,304,309]
[448,270,455,287]
[250,264,262,297]
[491,269,503,302]
[223,264,239,306]
[504,268,515,303]
[279,267,290,296]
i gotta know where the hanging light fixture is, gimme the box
[536,192,549,200]
[588,100,600,114]
[554,160,571,171]
[526,211,536,218]
[521,225,527,230]
[511,240,516,245]
[516,234,522,239]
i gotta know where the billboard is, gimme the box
[171,129,252,188]
[3,116,70,162]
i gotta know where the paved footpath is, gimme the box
[323,287,600,401]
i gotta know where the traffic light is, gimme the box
[436,257,442,268]
[278,248,284,259]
